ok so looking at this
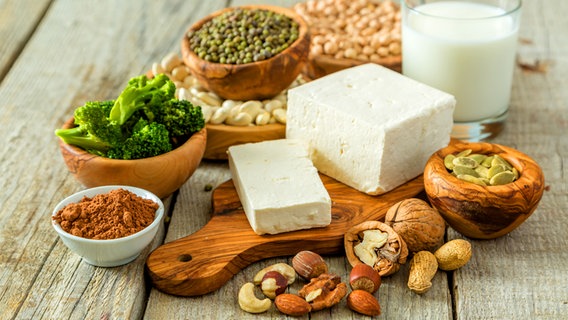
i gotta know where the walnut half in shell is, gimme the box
[344,221,408,276]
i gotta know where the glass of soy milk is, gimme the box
[401,0,522,141]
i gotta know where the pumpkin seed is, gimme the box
[474,165,489,178]
[456,149,472,157]
[457,174,488,186]
[490,171,517,185]
[453,156,478,168]
[444,154,456,170]
[487,164,508,179]
[467,153,487,164]
[453,165,479,177]
[492,154,513,170]
[445,150,518,186]
[481,155,494,168]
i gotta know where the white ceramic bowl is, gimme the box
[52,185,164,267]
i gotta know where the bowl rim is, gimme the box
[181,4,310,68]
[59,116,207,163]
[51,185,165,243]
[426,140,544,191]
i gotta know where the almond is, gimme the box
[346,290,381,317]
[274,293,312,316]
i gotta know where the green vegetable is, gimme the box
[55,74,204,160]
[55,100,121,156]
[106,119,172,160]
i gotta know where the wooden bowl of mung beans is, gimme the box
[181,5,310,101]
[424,141,545,239]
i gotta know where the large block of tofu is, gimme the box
[227,139,331,235]
[286,63,456,195]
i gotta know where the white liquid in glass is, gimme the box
[402,1,519,122]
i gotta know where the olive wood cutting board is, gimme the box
[146,174,424,297]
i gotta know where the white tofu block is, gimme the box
[227,139,332,235]
[286,63,456,195]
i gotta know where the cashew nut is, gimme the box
[238,282,271,314]
[272,108,287,124]
[263,99,284,113]
[225,112,252,126]
[196,91,222,107]
[210,107,229,124]
[253,263,296,285]
[200,105,213,123]
[255,111,271,126]
[239,100,263,118]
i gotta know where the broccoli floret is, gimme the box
[55,74,200,160]
[109,74,176,125]
[55,100,122,155]
[155,99,205,137]
[107,119,172,160]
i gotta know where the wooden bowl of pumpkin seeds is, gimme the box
[423,141,545,239]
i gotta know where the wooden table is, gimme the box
[1,0,566,319]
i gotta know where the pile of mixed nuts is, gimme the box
[238,198,473,316]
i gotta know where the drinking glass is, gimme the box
[401,0,522,141]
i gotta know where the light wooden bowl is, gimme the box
[304,54,401,80]
[58,117,207,198]
[204,123,285,160]
[424,141,545,239]
[180,5,310,101]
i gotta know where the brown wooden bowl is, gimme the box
[204,123,285,160]
[180,5,310,101]
[304,54,402,80]
[58,117,207,198]
[424,141,545,239]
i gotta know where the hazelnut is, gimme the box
[347,290,381,316]
[349,263,381,294]
[260,271,288,299]
[292,250,329,280]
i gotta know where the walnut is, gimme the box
[384,198,446,253]
[298,273,347,311]
[344,221,408,276]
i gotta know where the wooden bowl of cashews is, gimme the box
[424,141,545,239]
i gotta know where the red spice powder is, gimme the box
[53,188,159,240]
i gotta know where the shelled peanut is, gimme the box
[150,52,305,126]
[293,0,401,62]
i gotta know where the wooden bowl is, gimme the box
[180,5,310,101]
[58,117,207,198]
[204,123,284,160]
[424,141,545,239]
[304,54,401,80]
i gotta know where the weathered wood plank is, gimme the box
[451,0,568,319]
[0,0,212,319]
[0,0,51,81]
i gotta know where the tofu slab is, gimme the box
[286,63,456,195]
[227,139,332,235]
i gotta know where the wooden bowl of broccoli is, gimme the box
[56,74,207,198]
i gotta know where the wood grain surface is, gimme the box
[424,141,545,239]
[204,123,285,159]
[147,173,424,296]
[1,0,567,319]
